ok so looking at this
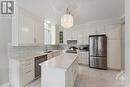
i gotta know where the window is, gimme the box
[44,20,56,44]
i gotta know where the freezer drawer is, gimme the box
[89,57,107,70]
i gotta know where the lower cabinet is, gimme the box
[66,60,79,87]
[77,51,89,65]
[9,58,34,87]
[107,40,121,70]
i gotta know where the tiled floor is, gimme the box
[75,65,126,87]
[8,65,126,87]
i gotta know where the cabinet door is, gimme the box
[63,30,72,44]
[67,30,72,40]
[87,26,97,35]
[82,52,89,65]
[34,19,44,46]
[73,60,78,83]
[105,24,121,40]
[19,11,35,45]
[83,31,89,45]
[77,31,83,45]
[97,25,106,35]
[78,52,89,65]
[71,31,77,40]
[107,40,121,69]
[77,52,82,64]
[66,66,73,87]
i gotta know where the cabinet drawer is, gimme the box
[20,59,34,73]
[21,58,34,65]
[22,63,34,73]
[22,70,34,85]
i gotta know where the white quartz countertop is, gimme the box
[39,53,77,70]
[10,52,48,61]
[10,50,62,61]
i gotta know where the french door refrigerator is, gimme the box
[89,35,107,70]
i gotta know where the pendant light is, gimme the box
[61,8,73,28]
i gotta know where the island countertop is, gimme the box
[39,53,78,70]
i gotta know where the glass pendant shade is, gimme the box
[61,9,73,28]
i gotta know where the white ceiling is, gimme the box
[18,0,124,25]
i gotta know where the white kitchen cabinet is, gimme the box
[12,7,43,46]
[34,18,44,46]
[78,51,89,65]
[71,31,78,40]
[41,54,78,87]
[77,31,84,45]
[87,26,97,35]
[66,65,72,87]
[63,30,72,44]
[107,40,121,70]
[64,29,90,45]
[96,25,106,35]
[9,58,34,87]
[83,31,89,45]
[66,59,78,87]
[105,24,121,40]
[20,10,35,45]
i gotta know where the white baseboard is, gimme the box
[0,82,10,87]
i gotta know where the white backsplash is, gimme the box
[8,45,66,59]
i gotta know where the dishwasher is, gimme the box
[35,55,47,78]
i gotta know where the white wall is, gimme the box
[0,18,12,85]
[125,0,130,85]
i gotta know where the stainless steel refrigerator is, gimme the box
[89,35,107,70]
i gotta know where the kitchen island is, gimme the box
[39,53,79,87]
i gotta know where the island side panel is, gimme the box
[41,66,65,87]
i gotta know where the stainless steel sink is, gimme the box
[44,51,52,53]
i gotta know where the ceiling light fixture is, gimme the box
[61,8,73,28]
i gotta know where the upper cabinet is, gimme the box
[12,7,44,46]
[105,24,121,40]
[63,23,121,45]
[96,25,106,35]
